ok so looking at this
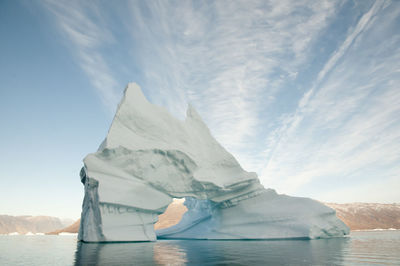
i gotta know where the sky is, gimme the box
[0,0,399,220]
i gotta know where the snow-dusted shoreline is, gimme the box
[352,228,399,232]
[0,232,78,236]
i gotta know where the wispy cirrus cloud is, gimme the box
[261,0,400,202]
[42,0,121,111]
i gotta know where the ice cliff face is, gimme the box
[78,83,349,242]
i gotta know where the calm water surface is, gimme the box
[1,231,399,265]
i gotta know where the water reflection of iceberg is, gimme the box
[167,238,349,265]
[74,241,187,265]
[153,242,187,265]
[75,238,348,265]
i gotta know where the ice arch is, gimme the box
[78,83,349,242]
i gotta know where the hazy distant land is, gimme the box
[0,215,73,235]
[325,202,400,230]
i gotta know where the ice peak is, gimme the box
[186,103,201,120]
[123,82,149,106]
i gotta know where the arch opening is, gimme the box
[154,198,187,231]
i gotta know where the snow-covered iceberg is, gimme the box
[78,83,349,242]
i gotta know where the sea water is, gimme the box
[0,231,399,265]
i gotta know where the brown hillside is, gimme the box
[0,215,65,234]
[325,202,400,230]
[47,219,80,235]
[154,200,187,230]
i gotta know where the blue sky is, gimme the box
[0,0,399,219]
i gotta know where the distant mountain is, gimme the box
[325,202,400,230]
[47,219,80,235]
[154,199,187,230]
[0,215,69,234]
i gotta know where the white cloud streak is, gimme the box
[261,0,400,202]
[42,0,121,111]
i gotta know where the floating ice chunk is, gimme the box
[58,232,78,236]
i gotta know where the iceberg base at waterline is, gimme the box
[157,190,348,240]
[78,83,349,242]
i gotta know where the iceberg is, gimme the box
[78,83,349,242]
